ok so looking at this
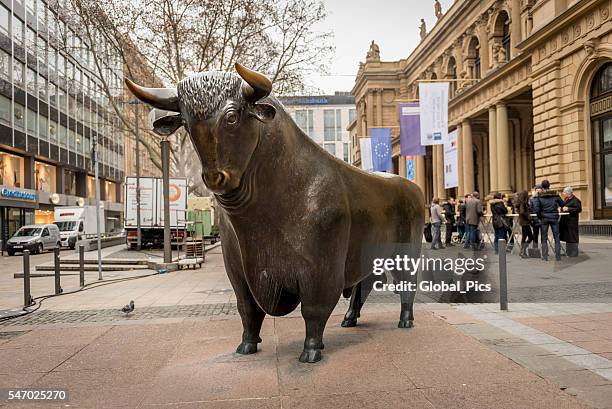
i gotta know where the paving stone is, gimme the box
[281,390,434,409]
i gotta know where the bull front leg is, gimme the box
[235,290,266,354]
[299,278,343,363]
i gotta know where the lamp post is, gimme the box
[161,138,171,263]
[129,100,142,250]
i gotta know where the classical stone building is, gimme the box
[352,0,612,228]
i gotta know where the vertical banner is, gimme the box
[359,137,373,171]
[399,103,425,156]
[406,156,415,181]
[419,82,449,145]
[443,129,458,189]
[370,128,393,172]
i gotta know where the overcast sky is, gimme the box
[306,0,455,95]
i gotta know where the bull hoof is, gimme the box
[236,342,258,355]
[299,348,322,363]
[341,318,357,327]
[398,319,414,329]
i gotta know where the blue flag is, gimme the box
[370,128,392,172]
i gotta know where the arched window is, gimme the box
[467,36,481,79]
[494,11,511,62]
[590,63,612,218]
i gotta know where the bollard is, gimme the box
[499,239,508,311]
[1,239,3,256]
[54,247,62,295]
[23,250,32,307]
[79,245,85,287]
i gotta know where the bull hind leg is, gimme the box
[341,273,378,327]
[396,244,420,329]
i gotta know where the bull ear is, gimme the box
[249,103,276,123]
[152,114,183,136]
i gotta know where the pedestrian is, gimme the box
[516,190,534,258]
[443,197,456,246]
[502,193,515,248]
[464,191,483,251]
[457,198,466,242]
[430,198,446,250]
[529,185,542,247]
[560,186,582,257]
[490,192,508,254]
[531,180,564,261]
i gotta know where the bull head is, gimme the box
[124,63,276,194]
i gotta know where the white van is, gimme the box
[54,206,101,249]
[6,224,61,255]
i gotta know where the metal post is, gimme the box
[79,244,85,287]
[93,136,103,280]
[23,250,31,307]
[499,239,508,311]
[161,139,171,263]
[135,102,142,250]
[54,246,62,295]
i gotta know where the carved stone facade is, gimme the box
[352,0,612,222]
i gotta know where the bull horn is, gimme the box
[235,63,272,102]
[124,78,180,112]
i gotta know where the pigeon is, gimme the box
[121,301,135,314]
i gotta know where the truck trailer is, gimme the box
[124,176,188,249]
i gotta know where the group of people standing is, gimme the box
[429,179,582,261]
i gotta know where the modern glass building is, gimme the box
[0,0,124,244]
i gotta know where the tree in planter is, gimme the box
[57,0,333,195]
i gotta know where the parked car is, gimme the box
[6,224,61,256]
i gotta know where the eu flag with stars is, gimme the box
[370,128,392,172]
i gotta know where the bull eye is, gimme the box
[225,111,239,126]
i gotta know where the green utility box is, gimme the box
[186,209,212,239]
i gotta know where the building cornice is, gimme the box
[517,0,604,52]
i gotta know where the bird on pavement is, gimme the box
[121,300,135,314]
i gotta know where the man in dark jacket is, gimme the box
[443,198,456,246]
[531,180,564,261]
[560,186,582,257]
[464,192,483,250]
[529,185,543,247]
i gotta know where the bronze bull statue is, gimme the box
[125,64,424,363]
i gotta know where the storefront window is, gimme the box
[105,181,116,202]
[64,169,77,196]
[87,175,96,198]
[35,161,56,192]
[0,151,24,187]
[39,114,48,139]
[59,124,67,147]
[35,209,54,225]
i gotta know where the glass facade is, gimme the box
[0,0,124,184]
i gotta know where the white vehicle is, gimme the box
[124,177,188,248]
[54,206,102,249]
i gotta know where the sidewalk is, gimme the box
[0,247,611,408]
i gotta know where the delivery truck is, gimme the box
[54,206,102,249]
[124,176,188,248]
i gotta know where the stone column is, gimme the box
[478,20,490,76]
[366,92,374,134]
[434,145,445,200]
[457,124,464,198]
[416,155,426,198]
[488,106,498,193]
[496,102,512,192]
[462,119,474,194]
[376,88,383,126]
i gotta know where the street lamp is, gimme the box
[91,134,103,280]
[128,100,143,251]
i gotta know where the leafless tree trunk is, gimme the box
[60,0,333,195]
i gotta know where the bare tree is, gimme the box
[58,0,333,194]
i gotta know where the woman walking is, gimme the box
[516,190,534,258]
[490,192,508,254]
